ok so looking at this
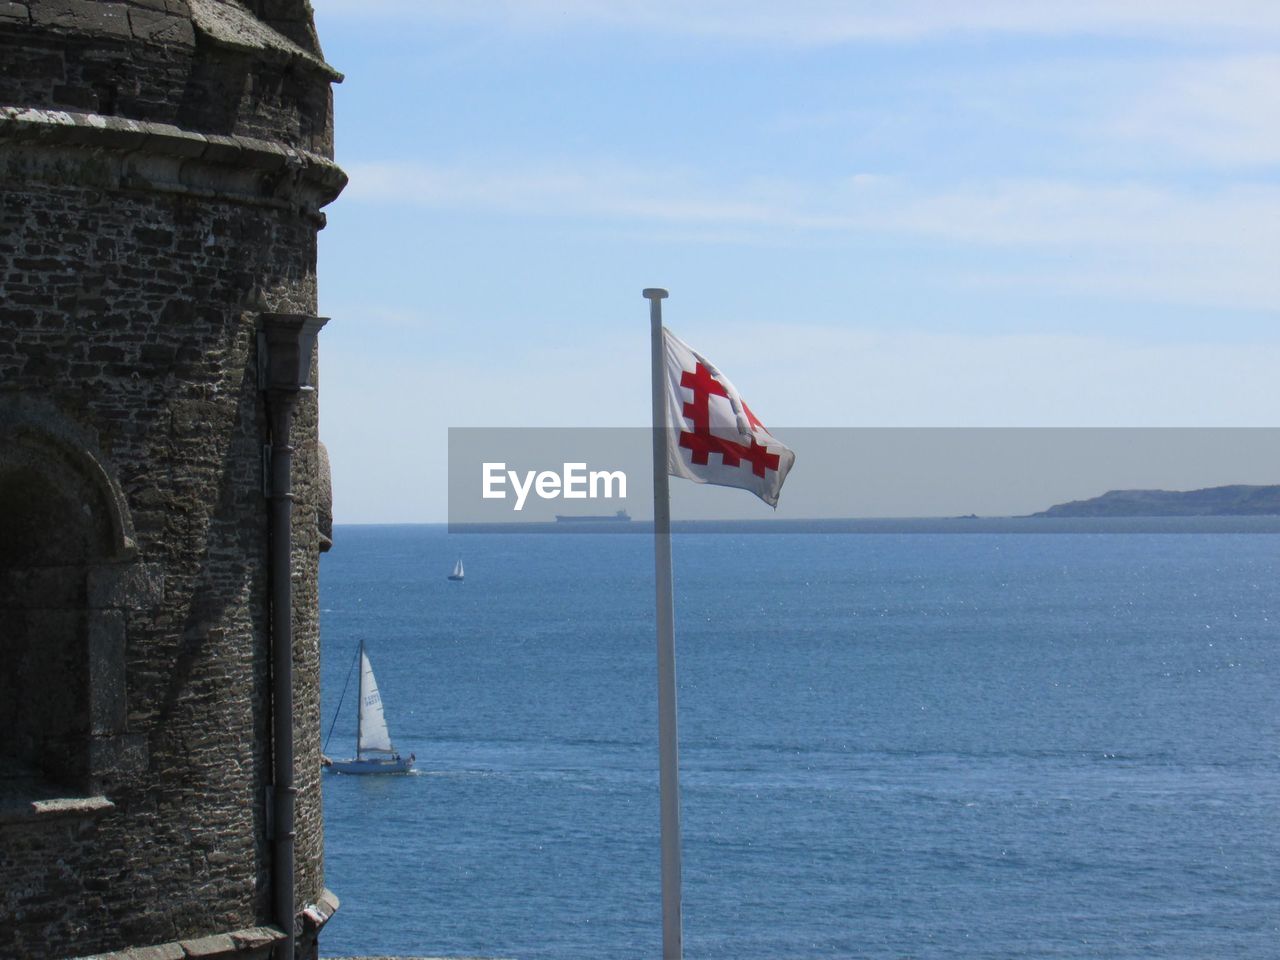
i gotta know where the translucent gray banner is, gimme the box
[448,428,1280,533]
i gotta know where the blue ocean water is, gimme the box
[319,526,1280,959]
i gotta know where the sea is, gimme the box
[318,522,1280,959]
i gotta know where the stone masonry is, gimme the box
[0,1,345,957]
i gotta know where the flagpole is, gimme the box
[644,286,682,960]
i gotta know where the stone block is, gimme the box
[140,121,210,159]
[0,3,30,22]
[31,0,131,37]
[126,0,188,12]
[80,116,151,152]
[28,795,114,819]
[226,927,284,953]
[176,933,235,957]
[200,134,242,166]
[232,135,288,171]
[127,5,194,46]
[122,944,186,960]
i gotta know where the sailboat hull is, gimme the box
[326,756,414,775]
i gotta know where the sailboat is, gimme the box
[448,558,464,581]
[325,640,414,775]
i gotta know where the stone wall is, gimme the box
[0,0,336,153]
[0,1,344,956]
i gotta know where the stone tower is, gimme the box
[0,1,345,957]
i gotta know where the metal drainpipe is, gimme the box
[260,314,328,960]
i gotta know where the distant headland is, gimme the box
[1033,484,1280,518]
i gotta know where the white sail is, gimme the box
[357,650,394,754]
[453,559,464,578]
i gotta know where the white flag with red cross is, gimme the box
[662,326,795,508]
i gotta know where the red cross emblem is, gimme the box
[677,362,781,479]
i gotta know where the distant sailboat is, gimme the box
[325,640,414,775]
[448,558,464,581]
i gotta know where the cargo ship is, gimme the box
[554,509,632,523]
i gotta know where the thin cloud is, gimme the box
[343,159,1280,308]
[881,179,1280,250]
[1102,55,1280,167]
[344,161,846,228]
[345,161,1280,251]
[698,324,1280,427]
[315,0,1280,43]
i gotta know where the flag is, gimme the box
[662,326,795,507]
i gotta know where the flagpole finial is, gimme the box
[642,288,668,300]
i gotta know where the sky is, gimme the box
[308,1,1280,523]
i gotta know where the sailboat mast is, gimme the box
[356,638,364,761]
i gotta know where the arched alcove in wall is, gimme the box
[0,404,137,795]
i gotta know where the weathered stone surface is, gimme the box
[0,107,346,212]
[25,795,114,817]
[0,1,342,957]
[119,944,186,960]
[86,731,148,778]
[127,5,195,46]
[176,933,236,957]
[226,925,285,951]
[188,0,338,79]
[66,923,286,960]
[87,562,164,609]
[0,1,341,154]
[30,0,131,37]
